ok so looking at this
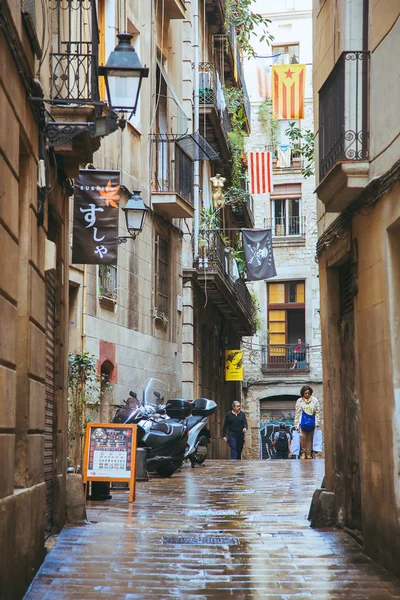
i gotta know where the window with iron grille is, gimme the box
[155,236,169,317]
[50,0,99,102]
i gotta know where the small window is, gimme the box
[99,265,117,299]
[155,235,169,317]
[272,44,300,64]
[288,282,305,303]
[272,198,302,237]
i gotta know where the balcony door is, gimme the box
[270,183,302,237]
[268,280,305,345]
[155,69,169,191]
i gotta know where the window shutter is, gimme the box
[22,0,42,58]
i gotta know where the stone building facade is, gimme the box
[0,0,109,596]
[313,0,400,577]
[241,0,323,459]
[68,0,255,460]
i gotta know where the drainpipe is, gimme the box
[193,0,199,258]
[81,264,87,354]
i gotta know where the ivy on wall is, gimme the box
[258,98,279,149]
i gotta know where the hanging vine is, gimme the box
[224,0,273,58]
[258,98,279,148]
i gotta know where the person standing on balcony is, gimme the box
[294,386,320,459]
[222,401,248,459]
[290,338,306,369]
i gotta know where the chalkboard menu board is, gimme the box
[83,423,137,502]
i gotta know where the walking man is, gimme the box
[222,401,248,459]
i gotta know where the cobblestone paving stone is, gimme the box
[24,460,400,599]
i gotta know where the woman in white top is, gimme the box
[294,385,320,459]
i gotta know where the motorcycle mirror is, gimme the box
[129,391,137,399]
[154,391,161,400]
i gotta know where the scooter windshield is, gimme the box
[140,378,169,409]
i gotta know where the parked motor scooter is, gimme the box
[112,379,192,477]
[167,397,217,467]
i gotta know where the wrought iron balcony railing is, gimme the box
[151,136,194,206]
[50,0,100,103]
[319,51,370,181]
[261,344,310,372]
[198,64,232,136]
[264,216,306,238]
[264,145,303,169]
[196,231,254,323]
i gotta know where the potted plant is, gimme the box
[68,352,102,473]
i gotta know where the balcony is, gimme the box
[317,51,370,212]
[261,344,310,373]
[228,184,255,228]
[193,232,255,336]
[164,0,186,19]
[265,145,303,170]
[48,0,105,171]
[198,65,232,162]
[228,24,251,129]
[151,136,195,219]
[265,217,306,242]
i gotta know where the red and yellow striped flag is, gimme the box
[272,64,306,120]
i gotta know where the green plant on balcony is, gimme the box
[222,87,252,212]
[285,122,315,178]
[227,242,245,277]
[153,309,169,327]
[258,98,279,148]
[224,185,252,214]
[249,288,261,332]
[224,0,273,58]
[199,87,214,104]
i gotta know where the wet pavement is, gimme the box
[25,460,400,599]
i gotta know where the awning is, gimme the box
[176,131,219,161]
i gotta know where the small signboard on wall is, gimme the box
[83,423,138,502]
[225,349,244,381]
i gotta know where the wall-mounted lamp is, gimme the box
[118,190,149,243]
[99,33,149,115]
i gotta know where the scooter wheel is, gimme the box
[156,463,178,478]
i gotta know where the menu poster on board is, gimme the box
[87,426,133,479]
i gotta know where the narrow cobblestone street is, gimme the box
[25,460,400,599]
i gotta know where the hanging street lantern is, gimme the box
[99,33,149,114]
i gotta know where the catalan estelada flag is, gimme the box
[272,64,306,119]
[249,151,273,194]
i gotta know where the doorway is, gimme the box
[260,395,297,459]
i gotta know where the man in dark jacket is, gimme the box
[222,401,248,459]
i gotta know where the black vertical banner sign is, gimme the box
[242,229,277,281]
[72,169,120,264]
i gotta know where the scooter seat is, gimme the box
[151,421,173,435]
[143,423,186,448]
[185,415,204,429]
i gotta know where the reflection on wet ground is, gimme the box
[25,460,400,599]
